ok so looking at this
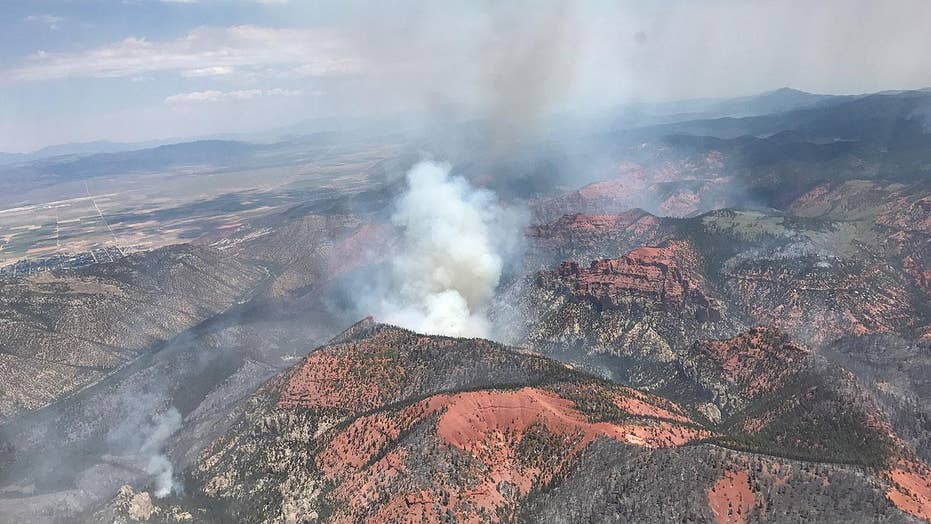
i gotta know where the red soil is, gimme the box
[276,330,458,412]
[701,327,809,395]
[329,448,409,522]
[577,179,637,200]
[533,211,661,237]
[529,165,649,221]
[436,388,705,453]
[878,195,931,232]
[658,190,701,216]
[319,386,708,522]
[611,387,692,424]
[317,397,447,480]
[431,387,708,516]
[708,469,757,524]
[527,210,667,250]
[789,184,832,215]
[527,211,672,262]
[277,350,405,411]
[886,460,931,522]
[730,262,914,345]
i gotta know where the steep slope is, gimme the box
[495,239,744,389]
[513,201,928,353]
[789,179,931,303]
[0,244,267,421]
[183,320,710,522]
[526,209,677,267]
[724,252,917,345]
[530,153,734,221]
[101,320,931,523]
[823,334,931,465]
[204,212,391,302]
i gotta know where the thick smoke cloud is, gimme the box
[376,161,516,337]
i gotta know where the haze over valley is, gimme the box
[0,1,930,523]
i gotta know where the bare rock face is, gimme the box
[681,327,811,415]
[123,487,157,522]
[530,203,926,352]
[494,240,741,388]
[556,241,722,323]
[99,485,193,523]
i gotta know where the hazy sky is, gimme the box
[1,0,930,152]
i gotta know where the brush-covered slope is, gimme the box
[183,319,708,522]
[0,244,267,421]
[525,210,678,267]
[495,238,744,388]
[509,197,928,356]
[107,320,931,523]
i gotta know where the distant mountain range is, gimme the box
[625,87,842,121]
[1,83,930,522]
[0,86,900,167]
[0,139,176,166]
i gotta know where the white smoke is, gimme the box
[378,161,509,337]
[107,402,183,499]
[139,407,182,498]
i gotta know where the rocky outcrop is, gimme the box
[555,241,722,322]
[527,210,677,266]
[93,485,194,523]
[679,327,811,417]
[492,239,740,384]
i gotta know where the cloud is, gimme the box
[24,14,64,31]
[160,0,287,3]
[3,25,360,82]
[180,66,234,77]
[164,88,304,104]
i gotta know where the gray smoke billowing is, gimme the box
[141,408,182,498]
[374,160,521,337]
[108,402,183,499]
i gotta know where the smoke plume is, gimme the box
[141,407,182,498]
[108,402,183,499]
[377,161,513,337]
